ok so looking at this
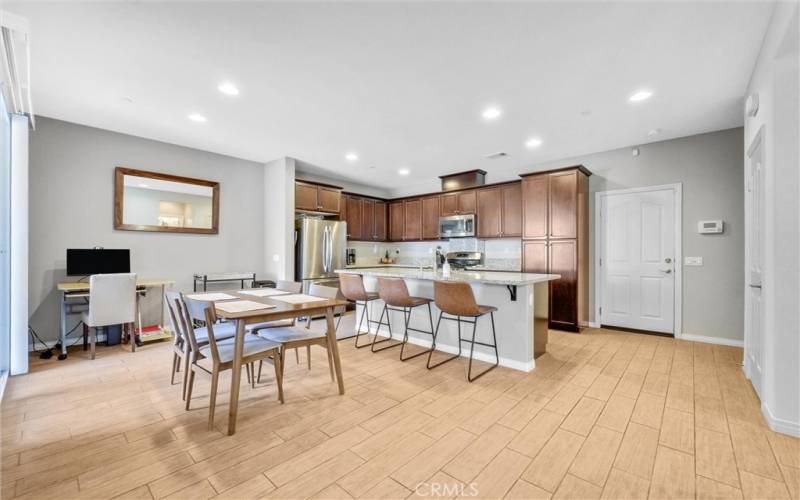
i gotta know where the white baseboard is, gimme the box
[678,333,743,348]
[359,326,535,372]
[762,401,800,437]
[28,333,109,352]
[582,321,601,328]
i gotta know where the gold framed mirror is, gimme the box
[114,167,219,234]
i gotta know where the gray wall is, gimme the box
[28,117,266,343]
[528,128,745,341]
[390,128,745,342]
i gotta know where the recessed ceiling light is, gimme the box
[345,152,359,161]
[398,168,410,176]
[525,137,543,149]
[218,82,239,96]
[647,128,661,137]
[629,90,653,102]
[188,113,207,123]
[482,106,502,121]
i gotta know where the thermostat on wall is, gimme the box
[698,220,724,234]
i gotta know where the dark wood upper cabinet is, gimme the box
[339,194,348,221]
[317,186,341,213]
[477,187,502,238]
[389,201,404,241]
[422,196,440,239]
[522,174,548,239]
[548,239,578,329]
[439,189,477,216]
[345,196,362,240]
[295,183,319,212]
[361,199,375,241]
[295,181,341,214]
[440,192,459,216]
[458,190,477,214]
[374,201,387,241]
[548,170,578,239]
[403,199,422,240]
[522,240,548,274]
[501,183,522,237]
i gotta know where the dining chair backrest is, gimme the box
[276,280,302,293]
[182,295,221,363]
[165,291,184,348]
[307,284,341,329]
[86,273,137,327]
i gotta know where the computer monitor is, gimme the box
[66,249,131,276]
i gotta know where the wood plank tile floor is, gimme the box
[2,314,798,500]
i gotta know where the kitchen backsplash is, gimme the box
[347,238,522,271]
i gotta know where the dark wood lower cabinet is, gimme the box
[522,241,548,274]
[548,239,579,332]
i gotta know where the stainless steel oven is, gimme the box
[438,214,475,238]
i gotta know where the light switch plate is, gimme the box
[685,256,703,266]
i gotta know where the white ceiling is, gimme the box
[13,2,773,192]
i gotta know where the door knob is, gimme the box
[664,258,672,263]
[660,269,672,274]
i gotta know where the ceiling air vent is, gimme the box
[484,152,508,160]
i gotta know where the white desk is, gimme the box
[56,279,174,360]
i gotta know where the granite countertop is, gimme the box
[336,267,559,286]
[345,263,523,272]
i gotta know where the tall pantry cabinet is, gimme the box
[521,166,591,332]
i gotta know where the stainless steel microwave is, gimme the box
[439,214,475,238]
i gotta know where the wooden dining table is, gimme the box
[208,290,349,435]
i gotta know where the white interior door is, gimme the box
[600,188,676,333]
[745,129,765,396]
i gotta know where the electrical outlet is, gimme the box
[685,256,703,266]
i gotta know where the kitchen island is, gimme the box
[335,267,559,372]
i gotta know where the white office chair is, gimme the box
[81,273,137,360]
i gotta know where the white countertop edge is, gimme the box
[335,267,560,286]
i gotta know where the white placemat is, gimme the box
[215,300,276,314]
[269,294,329,304]
[185,292,238,301]
[239,288,291,297]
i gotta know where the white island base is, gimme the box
[336,269,558,372]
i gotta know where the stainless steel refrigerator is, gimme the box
[294,217,347,293]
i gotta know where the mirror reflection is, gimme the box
[122,175,214,229]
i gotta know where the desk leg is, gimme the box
[326,307,345,395]
[227,319,246,435]
[59,292,67,360]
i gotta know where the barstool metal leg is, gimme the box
[427,311,461,369]
[399,304,434,361]
[466,312,500,382]
[353,301,372,349]
[370,303,402,352]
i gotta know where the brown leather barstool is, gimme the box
[428,280,499,382]
[339,273,381,348]
[374,277,435,360]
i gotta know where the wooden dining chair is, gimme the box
[246,280,306,363]
[180,296,284,429]
[256,283,340,385]
[166,291,238,400]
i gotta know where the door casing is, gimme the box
[594,183,683,336]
